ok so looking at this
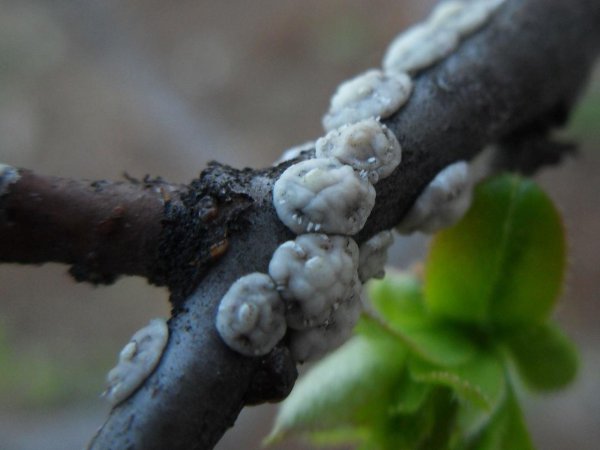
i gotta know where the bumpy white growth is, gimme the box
[429,0,506,38]
[104,318,169,406]
[383,23,459,75]
[383,0,506,75]
[263,0,507,363]
[396,161,472,234]
[322,69,413,131]
[273,158,376,235]
[288,285,363,362]
[216,273,287,357]
[358,230,394,282]
[429,0,466,26]
[316,118,402,184]
[274,141,315,165]
[0,163,20,196]
[269,234,359,330]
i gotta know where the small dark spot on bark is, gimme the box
[209,239,229,260]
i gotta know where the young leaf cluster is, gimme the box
[267,175,578,450]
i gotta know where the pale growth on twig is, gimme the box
[269,234,359,330]
[383,0,506,75]
[316,118,402,184]
[216,273,287,357]
[383,23,460,75]
[358,230,394,282]
[104,318,169,406]
[396,161,473,234]
[322,69,412,131]
[429,0,506,38]
[273,158,376,235]
[288,285,363,363]
[265,0,507,364]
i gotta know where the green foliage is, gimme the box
[504,323,578,391]
[265,336,406,445]
[462,387,534,450]
[268,175,577,449]
[425,175,565,329]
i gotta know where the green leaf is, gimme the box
[366,273,477,367]
[309,427,368,447]
[373,387,456,450]
[425,175,566,329]
[355,313,397,340]
[504,322,578,391]
[265,336,406,445]
[368,271,427,327]
[409,350,506,413]
[464,386,534,450]
[358,313,477,368]
[389,370,431,415]
[402,324,477,367]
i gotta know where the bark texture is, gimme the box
[0,0,599,448]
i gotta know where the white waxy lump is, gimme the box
[104,318,169,406]
[396,161,473,234]
[273,158,376,235]
[429,0,466,27]
[322,69,412,132]
[216,273,287,357]
[383,23,459,75]
[358,230,394,283]
[288,284,363,363]
[429,0,504,38]
[316,118,402,184]
[384,0,506,75]
[269,233,359,330]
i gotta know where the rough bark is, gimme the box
[0,0,599,448]
[0,170,177,284]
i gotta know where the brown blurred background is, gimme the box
[0,1,598,449]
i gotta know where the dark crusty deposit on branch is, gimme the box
[1,0,599,449]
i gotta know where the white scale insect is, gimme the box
[396,161,473,234]
[322,69,412,132]
[216,0,507,362]
[358,230,395,283]
[288,286,363,363]
[273,158,376,236]
[384,0,506,75]
[104,318,169,406]
[316,118,402,184]
[268,234,359,330]
[215,273,287,357]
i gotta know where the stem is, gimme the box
[0,170,179,284]
[1,0,599,448]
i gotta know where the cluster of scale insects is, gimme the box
[104,0,506,407]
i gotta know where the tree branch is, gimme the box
[0,170,181,284]
[1,0,599,448]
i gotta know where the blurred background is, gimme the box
[0,0,598,449]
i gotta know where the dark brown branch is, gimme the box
[0,170,178,284]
